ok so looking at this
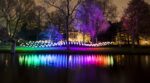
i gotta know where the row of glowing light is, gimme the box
[19,54,114,68]
[19,40,113,48]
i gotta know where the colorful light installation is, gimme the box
[19,54,114,68]
[19,40,113,48]
[69,55,114,68]
[17,46,67,52]
[19,54,68,68]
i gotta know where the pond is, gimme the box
[0,53,150,83]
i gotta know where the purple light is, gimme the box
[19,54,114,68]
[74,0,109,38]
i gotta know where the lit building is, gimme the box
[69,32,91,43]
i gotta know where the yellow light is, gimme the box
[69,32,91,43]
[140,39,150,45]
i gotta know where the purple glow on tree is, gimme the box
[74,0,109,39]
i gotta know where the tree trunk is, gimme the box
[132,33,135,47]
[66,18,69,50]
[11,39,16,54]
[66,0,70,50]
[127,34,130,45]
[83,33,85,43]
[91,38,94,44]
[91,36,96,44]
[118,31,121,46]
[136,33,140,46]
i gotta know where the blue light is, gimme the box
[19,54,114,68]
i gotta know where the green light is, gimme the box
[110,56,114,66]
[33,55,40,66]
[19,56,24,65]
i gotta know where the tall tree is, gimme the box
[97,0,117,22]
[44,0,82,47]
[74,0,109,43]
[33,6,48,29]
[0,0,35,39]
[47,10,65,33]
[0,0,35,53]
[122,0,150,45]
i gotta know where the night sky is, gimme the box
[35,0,150,21]
[112,0,150,20]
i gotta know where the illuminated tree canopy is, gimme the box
[74,0,110,41]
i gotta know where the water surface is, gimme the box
[0,53,150,83]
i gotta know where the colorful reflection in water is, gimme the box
[19,54,114,68]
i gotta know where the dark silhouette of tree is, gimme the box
[122,0,150,46]
[17,23,28,40]
[39,24,63,42]
[17,6,49,41]
[0,25,9,41]
[33,6,48,29]
[97,0,117,22]
[97,22,118,42]
[0,0,35,39]
[47,10,65,33]
[0,0,35,53]
[44,0,82,47]
[22,5,49,33]
[18,24,41,41]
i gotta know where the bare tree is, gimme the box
[47,10,65,33]
[0,0,35,39]
[44,0,82,47]
[97,0,117,22]
[122,0,150,46]
[0,0,35,53]
[33,6,49,29]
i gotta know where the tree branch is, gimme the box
[70,0,81,16]
[44,0,66,16]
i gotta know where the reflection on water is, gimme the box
[0,53,150,83]
[19,54,114,68]
[113,55,150,68]
[0,54,150,68]
[0,54,11,67]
